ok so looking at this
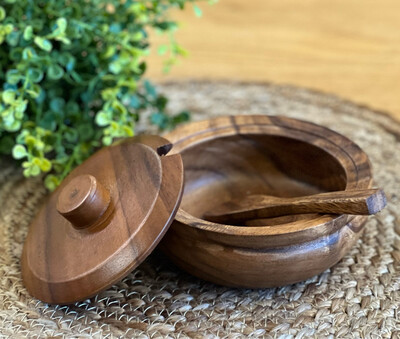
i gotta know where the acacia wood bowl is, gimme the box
[161,115,372,288]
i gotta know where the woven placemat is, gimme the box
[1,82,399,338]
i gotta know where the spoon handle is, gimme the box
[204,188,387,224]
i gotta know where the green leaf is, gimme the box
[193,4,203,18]
[39,112,57,131]
[29,163,41,176]
[27,68,44,83]
[122,125,134,136]
[50,98,65,112]
[173,111,190,125]
[157,45,168,56]
[155,95,168,110]
[103,46,116,59]
[47,64,64,80]
[0,7,5,21]
[144,80,157,98]
[56,36,71,45]
[22,47,37,60]
[32,157,42,166]
[56,18,67,32]
[35,140,47,153]
[44,174,60,191]
[109,61,122,74]
[34,36,52,52]
[129,95,141,109]
[6,30,20,46]
[173,44,188,57]
[3,23,13,35]
[4,119,21,132]
[112,100,127,114]
[109,121,119,132]
[1,108,13,121]
[6,69,21,85]
[14,100,27,118]
[2,90,15,104]
[150,112,168,129]
[64,129,78,142]
[16,130,29,144]
[101,88,118,101]
[70,71,82,83]
[95,111,110,126]
[12,144,27,159]
[25,135,36,148]
[65,56,75,71]
[77,124,94,141]
[23,26,33,40]
[39,158,52,172]
[25,84,40,98]
[102,135,113,145]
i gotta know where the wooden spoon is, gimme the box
[204,188,387,224]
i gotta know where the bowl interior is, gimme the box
[179,134,347,220]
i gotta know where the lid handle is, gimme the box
[56,174,111,230]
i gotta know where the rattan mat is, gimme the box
[1,82,399,338]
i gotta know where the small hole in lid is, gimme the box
[157,143,173,156]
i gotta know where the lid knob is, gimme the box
[56,174,111,230]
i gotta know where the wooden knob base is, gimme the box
[56,174,111,230]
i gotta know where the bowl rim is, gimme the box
[164,115,372,242]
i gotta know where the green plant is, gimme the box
[0,0,203,190]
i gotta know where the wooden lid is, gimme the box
[21,135,184,304]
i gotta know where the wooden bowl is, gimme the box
[161,115,372,288]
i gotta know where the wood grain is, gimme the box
[148,0,400,120]
[161,115,376,288]
[204,188,387,224]
[22,135,184,304]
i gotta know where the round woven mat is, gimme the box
[1,82,399,338]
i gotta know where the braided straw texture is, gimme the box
[1,82,399,338]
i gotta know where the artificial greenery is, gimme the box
[0,0,202,190]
